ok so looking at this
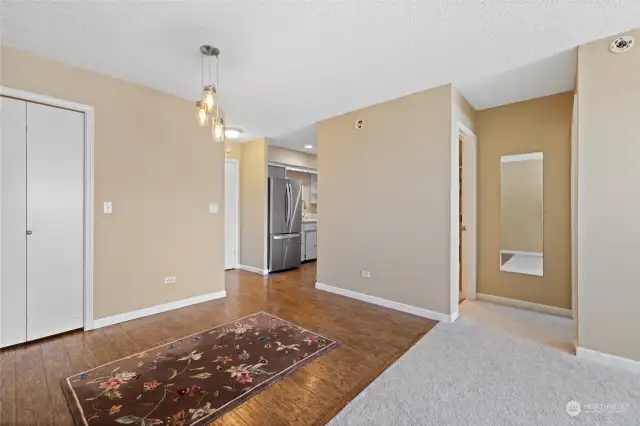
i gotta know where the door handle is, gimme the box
[26,230,33,235]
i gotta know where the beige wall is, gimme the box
[318,84,454,314]
[225,142,242,160]
[452,86,476,132]
[577,29,640,361]
[285,170,317,215]
[477,92,572,309]
[268,145,317,169]
[239,139,267,270]
[1,46,225,319]
[500,158,544,253]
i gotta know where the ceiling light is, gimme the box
[225,127,243,139]
[304,145,313,149]
[212,116,225,142]
[196,101,208,127]
[195,44,225,142]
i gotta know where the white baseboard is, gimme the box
[92,290,227,329]
[475,293,572,318]
[576,347,640,374]
[237,264,269,275]
[315,282,456,323]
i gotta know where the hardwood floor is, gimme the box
[0,263,436,425]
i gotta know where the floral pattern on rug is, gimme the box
[62,312,338,426]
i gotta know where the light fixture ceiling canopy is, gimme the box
[200,45,220,57]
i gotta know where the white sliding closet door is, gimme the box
[1,97,28,347]
[26,103,84,341]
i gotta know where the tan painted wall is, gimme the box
[318,84,454,314]
[225,142,242,160]
[239,139,267,270]
[577,29,640,361]
[500,159,544,253]
[1,46,225,319]
[452,86,476,132]
[268,145,317,169]
[477,92,572,309]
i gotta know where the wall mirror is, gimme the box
[500,152,543,276]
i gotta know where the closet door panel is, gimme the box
[26,103,84,341]
[0,97,28,347]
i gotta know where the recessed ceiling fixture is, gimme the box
[610,36,634,53]
[225,127,244,140]
[304,145,313,149]
[196,44,225,142]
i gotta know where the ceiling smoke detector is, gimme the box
[610,36,634,54]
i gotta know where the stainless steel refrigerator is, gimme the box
[268,177,302,272]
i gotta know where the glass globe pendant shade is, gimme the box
[195,101,208,127]
[212,116,225,142]
[203,85,217,110]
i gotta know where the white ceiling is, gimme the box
[269,124,318,154]
[1,1,637,150]
[273,48,578,153]
[457,48,578,111]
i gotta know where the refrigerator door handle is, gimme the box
[284,182,289,229]
[273,233,301,240]
[286,182,292,230]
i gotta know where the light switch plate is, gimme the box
[361,270,371,278]
[208,203,219,213]
[103,202,113,214]
[164,276,177,284]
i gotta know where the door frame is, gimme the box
[0,86,95,333]
[224,158,240,270]
[450,121,478,319]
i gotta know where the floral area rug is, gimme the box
[62,312,338,425]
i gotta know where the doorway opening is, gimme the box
[451,122,477,318]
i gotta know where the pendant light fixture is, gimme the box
[196,45,225,142]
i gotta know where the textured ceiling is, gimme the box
[457,48,578,111]
[1,1,638,146]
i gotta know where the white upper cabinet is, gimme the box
[310,173,318,204]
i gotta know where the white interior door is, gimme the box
[224,160,238,270]
[460,133,477,300]
[26,103,84,341]
[1,97,28,347]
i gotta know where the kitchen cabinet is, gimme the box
[268,165,286,178]
[310,173,318,204]
[301,222,317,261]
[305,230,317,260]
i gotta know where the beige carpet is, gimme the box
[329,308,639,425]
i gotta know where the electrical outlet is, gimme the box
[103,202,113,214]
[361,270,371,278]
[164,276,177,284]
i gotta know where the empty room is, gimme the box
[1,2,639,425]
